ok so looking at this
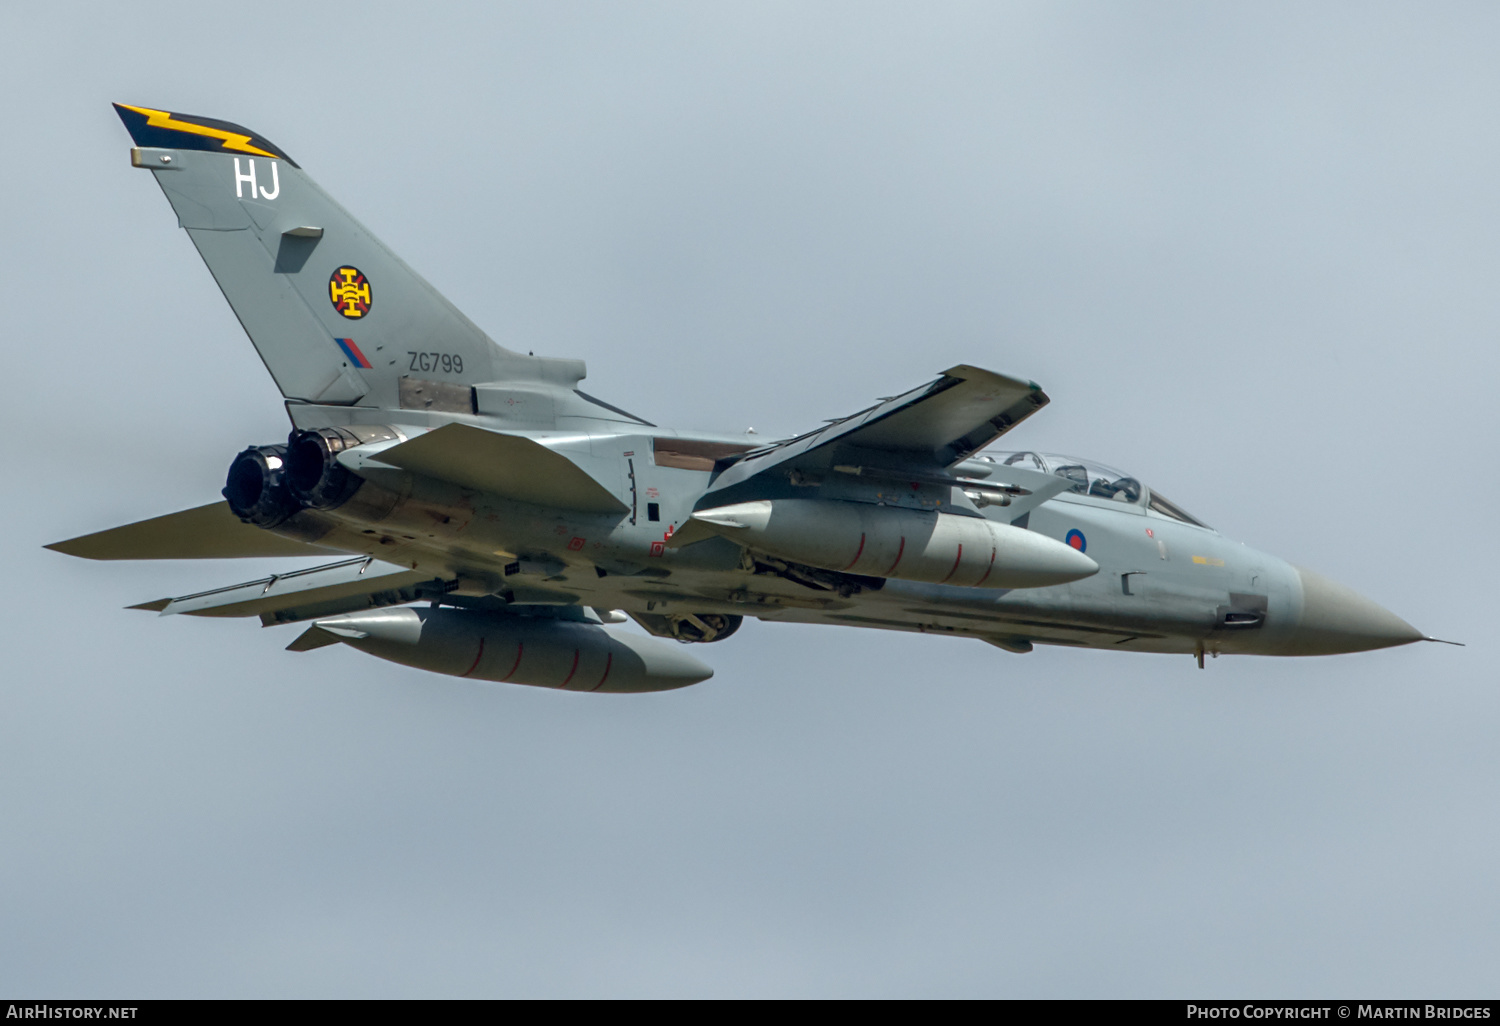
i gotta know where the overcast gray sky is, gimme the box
[1,0,1496,998]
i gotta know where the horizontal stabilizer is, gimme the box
[373,424,628,514]
[47,502,337,561]
[145,556,435,625]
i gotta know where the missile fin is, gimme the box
[287,625,345,652]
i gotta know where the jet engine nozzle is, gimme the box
[297,607,714,693]
[285,426,403,510]
[692,499,1098,589]
[222,444,299,527]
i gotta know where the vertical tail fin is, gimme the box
[114,104,553,409]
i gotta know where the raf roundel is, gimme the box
[329,265,372,319]
[1065,529,1087,553]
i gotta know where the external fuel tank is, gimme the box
[298,607,714,693]
[691,499,1098,589]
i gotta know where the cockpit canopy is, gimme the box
[985,451,1209,527]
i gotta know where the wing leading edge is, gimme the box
[131,556,438,626]
[706,365,1048,495]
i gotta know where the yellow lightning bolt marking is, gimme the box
[117,104,280,160]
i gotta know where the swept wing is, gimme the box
[132,556,437,625]
[706,364,1048,496]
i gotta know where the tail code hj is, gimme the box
[233,157,280,200]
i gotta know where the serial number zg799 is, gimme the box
[408,351,464,374]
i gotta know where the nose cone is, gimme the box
[1287,566,1423,655]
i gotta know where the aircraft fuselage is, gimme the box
[253,422,1418,664]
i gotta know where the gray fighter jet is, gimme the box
[45,105,1454,692]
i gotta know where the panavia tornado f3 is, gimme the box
[46,104,1455,692]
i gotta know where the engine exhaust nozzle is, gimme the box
[284,425,404,510]
[223,444,298,527]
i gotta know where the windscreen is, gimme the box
[1146,489,1209,527]
[993,451,1209,524]
[998,452,1143,505]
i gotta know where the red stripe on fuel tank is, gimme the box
[587,653,613,692]
[842,533,867,572]
[939,544,963,584]
[884,537,906,576]
[461,637,486,677]
[501,642,524,682]
[559,649,581,689]
[974,545,998,586]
